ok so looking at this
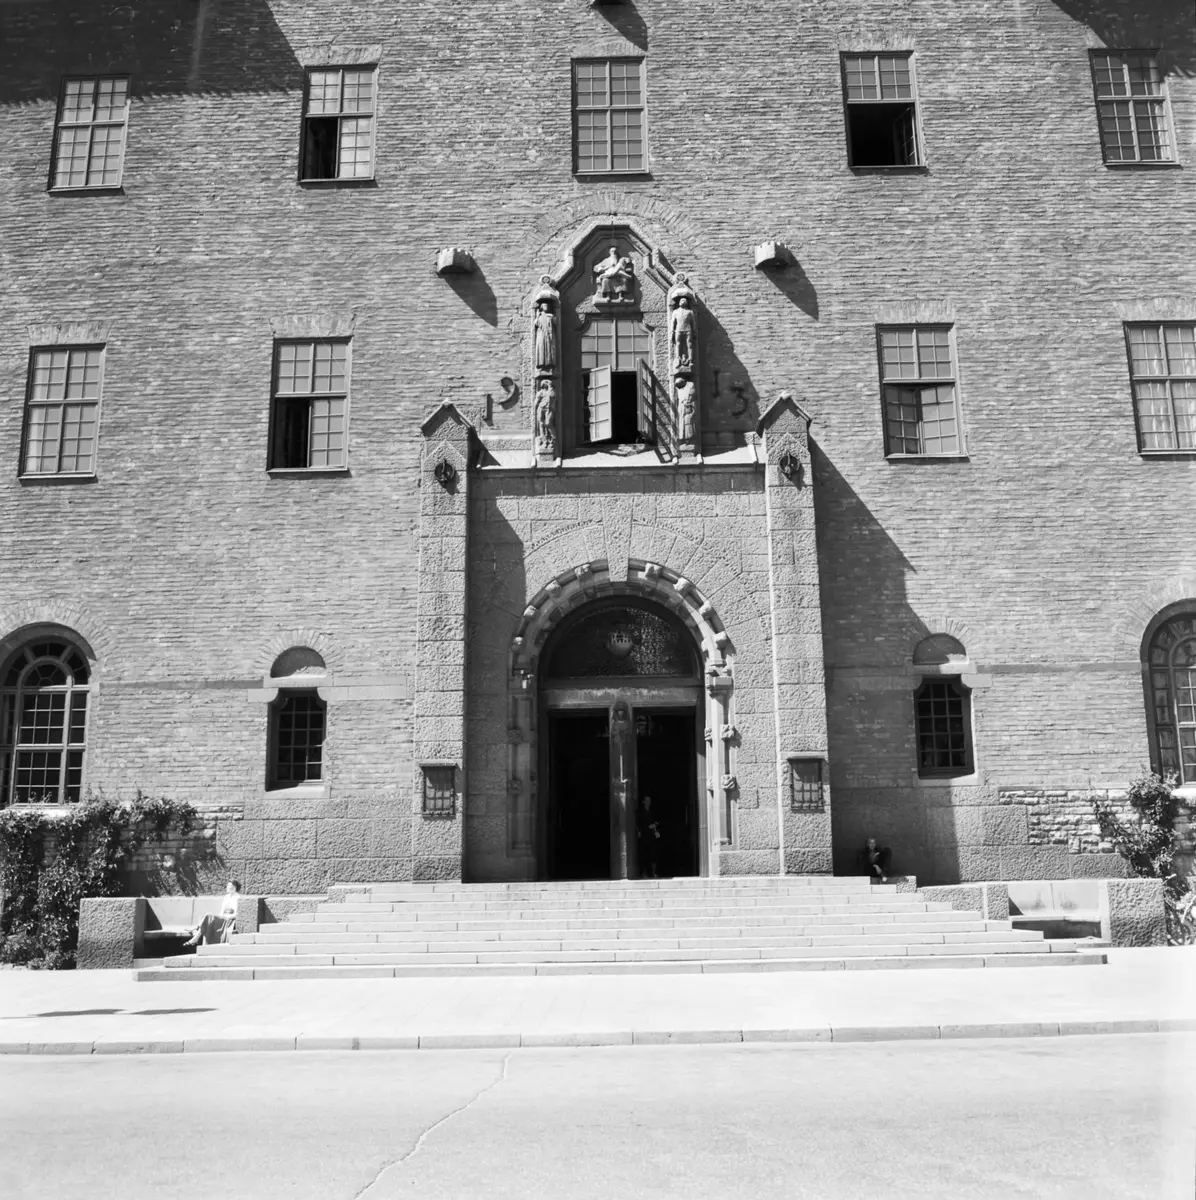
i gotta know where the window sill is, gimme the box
[573,171,653,182]
[1138,450,1196,459]
[884,454,969,463]
[297,177,378,188]
[849,164,928,176]
[2,802,81,817]
[267,467,351,478]
[263,782,331,800]
[914,771,980,787]
[19,472,98,485]
[1102,160,1181,170]
[48,185,125,196]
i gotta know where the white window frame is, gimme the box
[50,77,130,191]
[572,58,648,175]
[268,340,351,472]
[1089,50,1176,166]
[300,66,378,182]
[21,346,104,479]
[1125,323,1196,454]
[877,325,967,458]
[841,52,923,169]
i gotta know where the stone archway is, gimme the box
[504,558,736,880]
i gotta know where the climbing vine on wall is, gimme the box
[1090,773,1194,945]
[0,794,197,969]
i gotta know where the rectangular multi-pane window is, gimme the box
[1126,324,1196,452]
[301,67,376,180]
[421,764,457,816]
[573,59,646,174]
[788,759,826,812]
[270,341,349,469]
[270,691,326,788]
[878,326,963,456]
[842,53,920,167]
[51,77,129,189]
[22,347,102,477]
[1090,52,1173,164]
[915,679,973,777]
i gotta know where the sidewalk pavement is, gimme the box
[0,947,1192,1055]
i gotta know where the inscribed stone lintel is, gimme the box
[873,300,955,325]
[269,313,356,339]
[295,43,383,67]
[27,320,112,346]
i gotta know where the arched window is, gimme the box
[911,634,974,779]
[266,648,327,790]
[1146,612,1196,784]
[0,639,91,806]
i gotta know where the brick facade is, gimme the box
[0,2,1193,890]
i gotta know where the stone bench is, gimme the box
[77,893,324,969]
[922,878,1165,946]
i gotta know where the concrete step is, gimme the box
[337,878,880,895]
[137,947,1108,982]
[211,929,1046,957]
[247,919,1008,943]
[298,900,956,920]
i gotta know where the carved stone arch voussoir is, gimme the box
[905,613,977,660]
[0,600,116,670]
[1115,578,1196,655]
[252,629,340,677]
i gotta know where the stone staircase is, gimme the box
[134,877,1107,981]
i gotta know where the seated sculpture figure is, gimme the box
[592,246,635,302]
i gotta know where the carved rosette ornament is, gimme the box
[667,274,700,452]
[531,276,561,459]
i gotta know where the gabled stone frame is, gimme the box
[526,218,702,461]
[503,557,736,875]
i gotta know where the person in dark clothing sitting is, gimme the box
[857,837,891,883]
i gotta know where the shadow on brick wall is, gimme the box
[1050,1,1195,76]
[812,444,959,881]
[0,0,303,106]
[592,4,649,52]
[444,264,499,328]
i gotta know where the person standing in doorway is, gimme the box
[638,794,661,879]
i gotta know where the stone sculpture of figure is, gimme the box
[592,246,635,302]
[669,295,696,372]
[533,300,557,373]
[675,376,696,442]
[534,378,557,453]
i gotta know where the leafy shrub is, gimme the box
[1090,773,1193,945]
[0,792,197,968]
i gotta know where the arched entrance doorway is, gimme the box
[538,597,705,881]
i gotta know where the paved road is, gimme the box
[2,1035,1192,1199]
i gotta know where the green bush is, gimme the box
[1090,773,1193,945]
[0,793,197,969]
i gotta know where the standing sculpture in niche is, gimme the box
[669,295,696,373]
[666,274,700,449]
[675,376,696,442]
[533,300,558,373]
[534,378,557,455]
[592,246,636,303]
[530,277,562,459]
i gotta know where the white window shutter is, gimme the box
[636,360,657,444]
[586,365,612,443]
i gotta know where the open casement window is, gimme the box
[1091,52,1174,164]
[580,317,654,446]
[1146,613,1196,784]
[0,641,90,807]
[879,326,964,456]
[270,340,349,469]
[842,53,920,168]
[914,678,974,779]
[301,67,376,180]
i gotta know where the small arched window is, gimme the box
[1146,612,1196,785]
[0,639,91,806]
[266,648,327,790]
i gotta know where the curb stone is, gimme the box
[0,1018,1193,1056]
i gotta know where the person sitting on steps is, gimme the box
[857,837,892,884]
[184,879,240,947]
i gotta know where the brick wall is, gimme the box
[0,2,1193,890]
